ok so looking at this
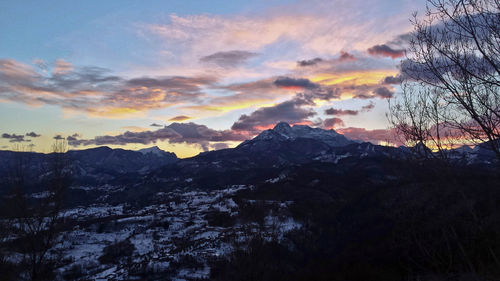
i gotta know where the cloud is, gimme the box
[297,52,356,68]
[324,108,358,116]
[210,142,229,150]
[231,96,316,133]
[2,133,29,143]
[324,101,375,117]
[338,51,356,62]
[0,59,215,117]
[354,86,394,99]
[126,76,215,91]
[67,122,248,151]
[53,135,64,140]
[168,115,191,122]
[337,127,398,145]
[323,117,345,128]
[208,76,338,113]
[53,59,73,75]
[33,59,48,71]
[66,134,79,142]
[372,86,394,98]
[273,77,319,90]
[297,58,323,67]
[192,77,311,112]
[382,75,402,84]
[200,50,258,67]
[361,101,375,112]
[367,44,404,59]
[26,132,41,137]
[150,123,163,127]
[144,3,411,59]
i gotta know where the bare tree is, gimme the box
[389,83,463,160]
[2,140,70,280]
[389,0,500,160]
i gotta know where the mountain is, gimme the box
[149,123,400,187]
[138,146,172,157]
[192,122,357,165]
[0,123,497,189]
[242,122,353,148]
[0,146,178,186]
[149,123,499,188]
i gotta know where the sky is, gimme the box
[0,0,427,157]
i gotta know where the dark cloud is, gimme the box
[53,135,64,140]
[67,122,248,151]
[26,132,41,138]
[296,88,341,102]
[49,65,121,90]
[150,123,163,127]
[2,133,29,143]
[325,102,375,117]
[382,75,402,85]
[231,96,316,132]
[338,51,356,62]
[66,134,88,146]
[221,78,275,93]
[297,58,323,67]
[367,44,405,59]
[354,86,394,99]
[323,117,345,128]
[200,50,258,67]
[353,93,372,99]
[126,76,216,90]
[324,108,358,116]
[373,87,394,98]
[66,133,81,142]
[167,122,245,143]
[168,115,191,122]
[337,127,399,145]
[210,143,229,150]
[297,52,355,68]
[274,77,319,90]
[361,101,375,112]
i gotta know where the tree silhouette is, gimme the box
[390,0,500,160]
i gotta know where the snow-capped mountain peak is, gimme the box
[138,146,167,156]
[252,122,353,147]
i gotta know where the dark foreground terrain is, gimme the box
[1,123,499,280]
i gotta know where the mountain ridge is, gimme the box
[0,122,497,187]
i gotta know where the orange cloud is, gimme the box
[169,115,191,121]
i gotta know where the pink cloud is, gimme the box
[337,127,401,145]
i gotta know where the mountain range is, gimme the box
[0,122,497,188]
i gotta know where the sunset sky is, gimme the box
[0,0,427,157]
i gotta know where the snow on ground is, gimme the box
[22,184,302,280]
